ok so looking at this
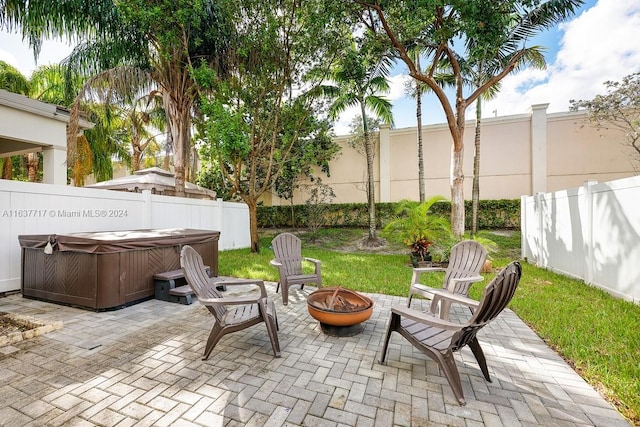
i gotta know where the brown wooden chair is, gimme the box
[180,245,281,359]
[380,261,522,405]
[270,232,322,305]
[408,240,488,319]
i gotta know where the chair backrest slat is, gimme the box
[451,261,522,351]
[443,240,488,295]
[272,233,303,275]
[181,245,226,320]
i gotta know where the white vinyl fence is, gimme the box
[0,180,250,293]
[521,175,640,304]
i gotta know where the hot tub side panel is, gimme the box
[21,248,99,308]
[20,230,219,310]
[96,241,216,310]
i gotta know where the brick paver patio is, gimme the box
[0,284,631,426]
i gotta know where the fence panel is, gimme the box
[0,181,249,293]
[521,176,640,303]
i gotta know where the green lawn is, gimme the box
[218,228,640,424]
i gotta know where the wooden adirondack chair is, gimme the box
[270,232,322,305]
[380,261,522,405]
[180,245,281,359]
[408,240,488,319]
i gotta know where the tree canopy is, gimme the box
[570,72,640,168]
[2,0,235,193]
[195,0,346,252]
[355,0,584,236]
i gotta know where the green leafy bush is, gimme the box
[257,199,520,229]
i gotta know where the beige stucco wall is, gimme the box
[263,106,637,206]
[546,111,635,190]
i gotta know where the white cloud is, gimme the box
[484,0,640,117]
[0,30,73,77]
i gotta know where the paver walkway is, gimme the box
[0,285,631,427]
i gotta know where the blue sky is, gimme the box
[334,0,640,134]
[2,0,639,136]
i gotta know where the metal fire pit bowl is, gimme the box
[307,287,374,337]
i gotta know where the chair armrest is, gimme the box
[199,295,262,306]
[390,304,463,331]
[304,257,321,265]
[428,289,480,309]
[269,260,287,277]
[446,275,484,294]
[413,267,446,273]
[209,278,268,298]
[304,257,322,274]
[409,283,438,298]
[411,267,446,284]
[449,275,484,286]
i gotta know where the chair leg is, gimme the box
[379,312,399,364]
[282,284,289,305]
[439,299,452,320]
[437,350,467,405]
[259,299,281,357]
[275,282,281,293]
[468,337,491,382]
[265,315,281,357]
[203,323,224,361]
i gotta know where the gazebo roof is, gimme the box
[85,167,216,199]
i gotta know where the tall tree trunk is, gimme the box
[132,147,142,171]
[27,153,39,182]
[246,198,260,253]
[450,104,466,237]
[164,131,172,170]
[416,55,425,203]
[450,142,465,237]
[162,92,191,197]
[471,99,482,236]
[2,157,13,180]
[361,104,377,241]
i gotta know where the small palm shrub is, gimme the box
[382,196,453,265]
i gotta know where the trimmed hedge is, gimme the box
[257,199,520,229]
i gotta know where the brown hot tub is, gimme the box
[19,228,219,310]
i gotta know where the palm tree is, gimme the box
[120,93,166,172]
[0,61,30,94]
[359,0,584,237]
[29,64,132,184]
[414,53,426,203]
[403,52,428,202]
[0,61,30,179]
[3,1,234,195]
[326,42,395,242]
[450,50,546,235]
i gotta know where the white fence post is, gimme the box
[142,190,152,229]
[535,192,545,268]
[583,180,597,285]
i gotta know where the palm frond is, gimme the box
[364,95,394,127]
[0,60,30,94]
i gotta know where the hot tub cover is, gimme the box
[18,228,220,254]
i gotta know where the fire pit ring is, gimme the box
[307,287,374,336]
